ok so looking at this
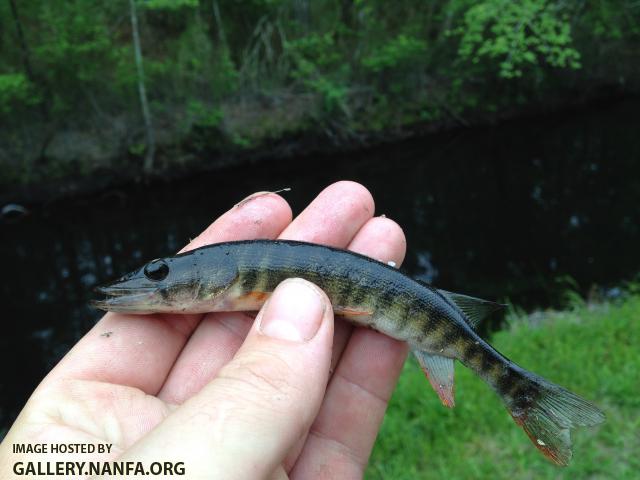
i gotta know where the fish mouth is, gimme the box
[91,284,158,313]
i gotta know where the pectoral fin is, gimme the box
[333,306,375,326]
[335,306,375,317]
[413,350,455,408]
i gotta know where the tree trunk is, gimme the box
[294,0,310,33]
[9,0,52,158]
[212,0,227,48]
[129,0,155,173]
[8,0,35,82]
[340,0,354,31]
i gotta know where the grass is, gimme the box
[367,295,640,479]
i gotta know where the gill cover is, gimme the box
[93,246,239,313]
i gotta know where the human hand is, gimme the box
[0,181,408,479]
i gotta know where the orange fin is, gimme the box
[413,350,455,408]
[335,306,374,317]
[511,412,570,465]
[239,291,270,303]
[506,382,605,466]
[225,290,271,311]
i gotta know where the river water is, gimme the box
[1,98,639,435]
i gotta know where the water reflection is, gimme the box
[1,98,639,435]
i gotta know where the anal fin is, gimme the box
[413,350,455,408]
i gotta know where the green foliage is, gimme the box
[140,0,199,10]
[455,1,581,79]
[128,142,147,157]
[30,2,117,110]
[368,295,640,479]
[286,33,343,71]
[213,49,240,97]
[553,274,587,309]
[0,73,40,114]
[361,34,427,73]
[580,0,640,40]
[187,100,223,128]
[285,33,351,114]
[166,18,239,99]
[1,0,639,180]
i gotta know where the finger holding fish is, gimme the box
[157,181,378,403]
[287,217,409,476]
[278,180,376,247]
[46,192,292,395]
[279,181,382,375]
[290,331,408,478]
[329,215,407,372]
[182,191,293,252]
[282,215,407,471]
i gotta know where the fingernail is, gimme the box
[235,191,266,208]
[235,190,278,208]
[258,279,325,342]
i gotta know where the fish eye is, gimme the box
[144,259,169,281]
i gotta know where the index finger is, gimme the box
[44,193,292,394]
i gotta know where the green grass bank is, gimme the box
[367,295,639,479]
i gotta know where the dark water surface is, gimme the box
[2,98,639,435]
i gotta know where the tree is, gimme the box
[129,0,156,173]
[212,0,228,48]
[454,0,581,79]
[8,0,35,84]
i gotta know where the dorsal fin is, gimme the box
[437,289,505,329]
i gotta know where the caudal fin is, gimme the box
[507,376,605,466]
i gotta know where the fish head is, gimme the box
[92,251,238,314]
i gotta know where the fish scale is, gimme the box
[93,239,605,466]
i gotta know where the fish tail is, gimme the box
[500,367,605,466]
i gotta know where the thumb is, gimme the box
[124,278,334,479]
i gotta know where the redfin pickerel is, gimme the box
[93,239,604,465]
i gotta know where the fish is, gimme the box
[93,239,604,465]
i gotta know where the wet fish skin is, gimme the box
[93,239,605,466]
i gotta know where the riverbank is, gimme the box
[3,1,640,204]
[368,293,639,479]
[1,89,634,207]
